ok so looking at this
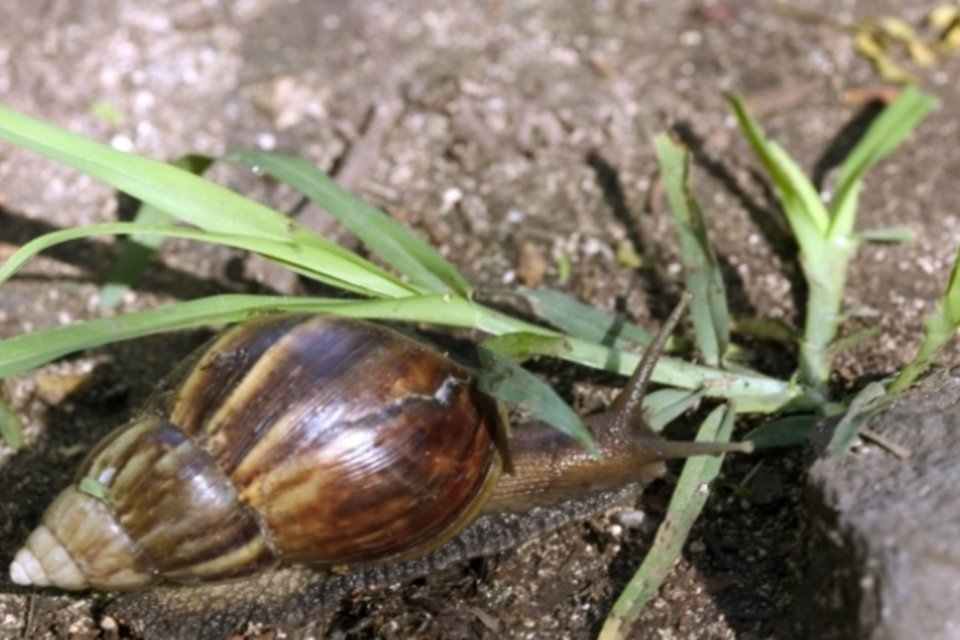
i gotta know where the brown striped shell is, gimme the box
[10,315,504,590]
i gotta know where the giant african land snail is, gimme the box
[10,299,750,591]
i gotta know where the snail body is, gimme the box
[10,307,748,592]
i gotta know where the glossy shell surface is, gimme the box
[11,315,503,590]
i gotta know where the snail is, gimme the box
[8,300,750,618]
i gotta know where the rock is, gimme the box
[795,369,960,640]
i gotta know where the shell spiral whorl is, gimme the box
[11,315,503,590]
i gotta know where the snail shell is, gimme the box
[10,315,504,590]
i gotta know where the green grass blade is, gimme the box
[600,402,736,639]
[480,331,604,452]
[0,106,415,299]
[0,106,294,238]
[642,388,705,431]
[224,149,472,296]
[479,332,571,363]
[0,391,24,450]
[828,382,887,456]
[0,294,502,379]
[654,134,729,366]
[477,342,598,455]
[728,93,859,394]
[100,155,214,311]
[514,293,782,409]
[829,324,882,356]
[0,223,410,298]
[519,288,653,348]
[830,87,937,238]
[727,94,830,250]
[77,477,113,504]
[463,328,799,413]
[0,289,590,449]
[854,226,915,243]
[890,244,960,392]
[744,414,817,448]
[0,285,802,415]
[562,336,799,412]
[99,206,173,310]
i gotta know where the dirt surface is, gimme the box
[0,1,958,639]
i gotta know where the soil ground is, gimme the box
[1,1,958,638]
